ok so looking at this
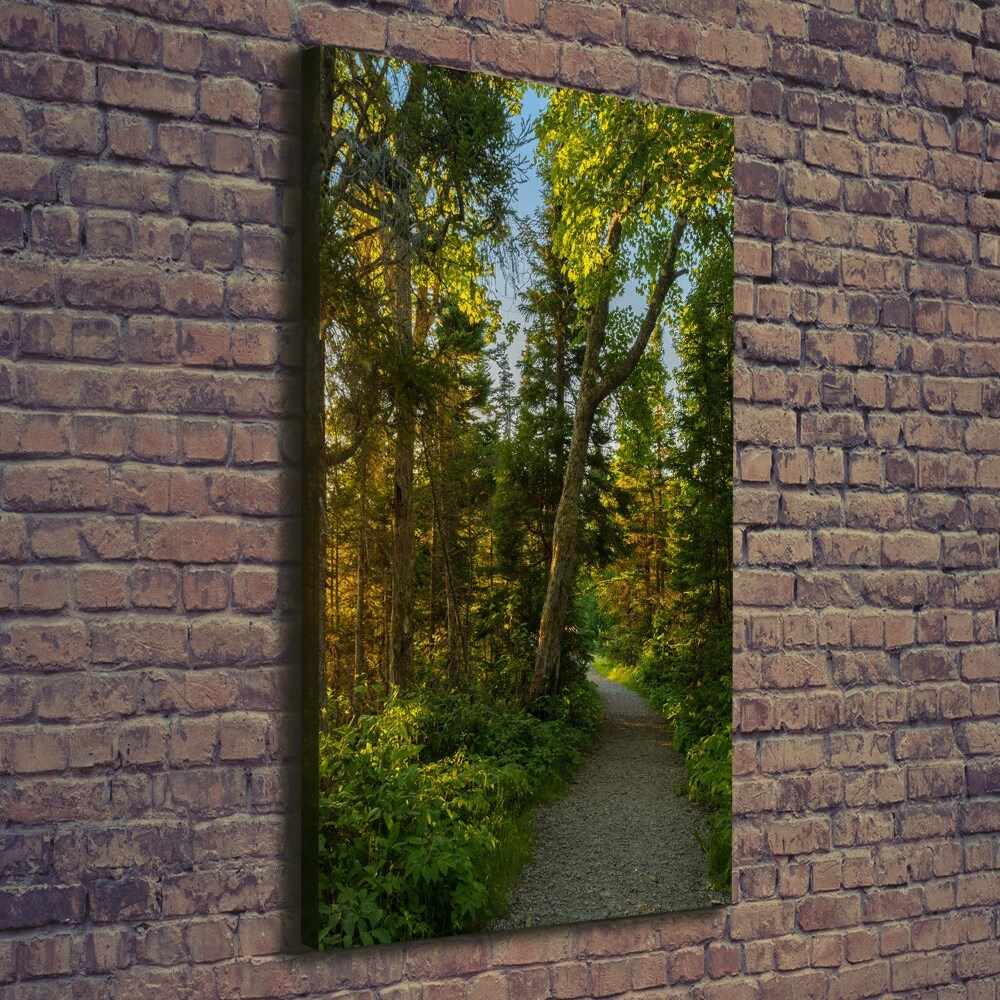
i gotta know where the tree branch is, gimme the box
[593,214,687,405]
[327,434,363,468]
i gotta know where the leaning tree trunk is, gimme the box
[527,215,687,706]
[528,390,598,703]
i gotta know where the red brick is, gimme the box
[232,325,280,368]
[182,567,228,611]
[559,42,637,95]
[2,1,54,50]
[543,1,621,44]
[158,122,206,168]
[299,4,385,49]
[730,900,794,940]
[0,886,86,932]
[165,272,225,319]
[90,618,188,666]
[0,52,96,102]
[75,566,128,611]
[625,13,697,58]
[700,28,768,70]
[107,716,159,767]
[98,66,194,116]
[772,42,839,87]
[231,567,278,612]
[218,712,268,762]
[804,131,865,175]
[736,322,800,363]
[890,952,952,992]
[829,961,890,1000]
[798,894,862,931]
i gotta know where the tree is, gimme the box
[526,93,732,704]
[663,228,735,625]
[320,51,523,688]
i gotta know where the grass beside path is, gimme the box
[590,654,641,693]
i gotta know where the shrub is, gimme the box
[316,676,600,947]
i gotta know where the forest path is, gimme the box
[490,667,719,930]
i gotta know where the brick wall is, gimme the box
[1,0,998,996]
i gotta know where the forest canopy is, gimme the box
[309,47,734,947]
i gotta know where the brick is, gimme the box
[90,618,188,666]
[0,887,86,931]
[0,154,58,203]
[882,531,940,568]
[804,131,865,175]
[543,1,622,44]
[736,322,800,363]
[72,315,121,362]
[232,567,278,612]
[226,275,289,320]
[558,42,637,95]
[776,244,840,286]
[232,326,281,369]
[735,160,781,200]
[0,204,24,251]
[60,7,154,58]
[4,461,110,512]
[2,1,54,50]
[159,123,207,168]
[730,900,794,941]
[239,175,285,226]
[890,952,951,992]
[182,567,228,610]
[907,181,966,224]
[89,879,158,923]
[918,225,973,263]
[299,4,386,50]
[164,272,225,318]
[135,217,187,265]
[0,52,96,102]
[625,13,698,59]
[772,42,839,87]
[700,28,768,71]
[74,415,126,460]
[798,894,862,931]
[98,66,195,115]
[829,961,890,1000]
[75,566,128,610]
[107,111,154,159]
[85,212,135,258]
[206,128,254,175]
[241,229,285,273]
[71,165,171,213]
[218,712,267,761]
[1,257,56,305]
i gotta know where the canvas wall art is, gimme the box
[300,45,734,950]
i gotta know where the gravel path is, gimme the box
[491,667,720,930]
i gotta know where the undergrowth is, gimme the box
[316,678,601,948]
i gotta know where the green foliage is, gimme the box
[685,726,733,892]
[317,678,599,947]
[535,89,731,303]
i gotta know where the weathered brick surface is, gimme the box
[1,0,998,995]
